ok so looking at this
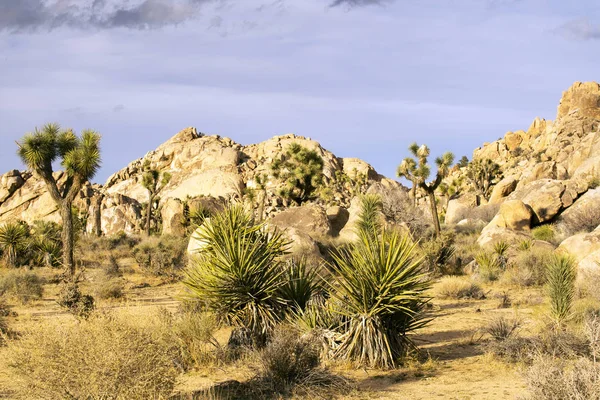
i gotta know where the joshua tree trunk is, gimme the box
[427,190,441,237]
[258,190,266,222]
[61,202,75,276]
[145,194,154,236]
[409,182,417,206]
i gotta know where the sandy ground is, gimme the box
[0,268,539,399]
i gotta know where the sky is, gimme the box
[1,0,600,184]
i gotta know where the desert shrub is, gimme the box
[94,277,124,300]
[133,235,187,280]
[487,328,590,364]
[159,309,220,369]
[0,270,44,303]
[419,229,457,275]
[505,247,553,287]
[532,225,555,242]
[57,282,95,319]
[556,206,600,237]
[524,356,600,400]
[475,251,503,282]
[573,298,600,324]
[329,228,431,369]
[278,257,322,312]
[368,182,430,238]
[454,203,500,224]
[260,327,320,387]
[434,276,484,299]
[577,268,600,302]
[453,232,480,267]
[182,205,288,347]
[7,313,179,399]
[483,315,521,341]
[546,255,576,326]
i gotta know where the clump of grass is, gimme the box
[546,255,576,326]
[517,239,533,251]
[6,312,179,399]
[483,315,521,342]
[532,225,555,242]
[475,251,503,282]
[0,270,44,304]
[434,276,485,300]
[504,246,553,287]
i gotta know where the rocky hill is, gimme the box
[4,81,600,273]
[0,129,402,239]
[444,81,600,273]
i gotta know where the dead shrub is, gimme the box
[524,356,600,400]
[57,282,95,319]
[434,276,485,299]
[133,235,187,280]
[94,278,124,300]
[556,206,600,237]
[0,270,44,304]
[6,313,179,400]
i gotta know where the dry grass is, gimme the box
[5,312,180,399]
[434,276,485,299]
[0,270,44,304]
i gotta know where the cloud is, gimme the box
[329,0,391,6]
[0,0,393,33]
[0,0,219,32]
[555,18,600,41]
[113,104,125,112]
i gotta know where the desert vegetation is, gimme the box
[2,107,600,400]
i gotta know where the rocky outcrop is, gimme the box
[485,200,532,231]
[269,204,332,239]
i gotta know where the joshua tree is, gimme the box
[400,144,454,237]
[271,143,324,205]
[17,124,101,276]
[466,158,502,201]
[457,155,469,168]
[396,143,421,206]
[141,161,171,236]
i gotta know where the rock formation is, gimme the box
[0,128,402,240]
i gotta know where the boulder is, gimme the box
[338,197,362,242]
[556,81,600,120]
[486,200,533,231]
[504,131,524,152]
[326,206,349,236]
[556,188,600,233]
[477,225,531,247]
[269,204,332,239]
[509,179,565,224]
[100,194,142,236]
[445,193,479,225]
[557,231,600,263]
[489,176,518,204]
[161,198,186,236]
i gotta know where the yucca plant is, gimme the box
[475,251,502,282]
[0,222,29,267]
[546,255,576,327]
[182,205,289,346]
[355,194,384,238]
[278,257,322,312]
[30,221,62,267]
[328,228,432,369]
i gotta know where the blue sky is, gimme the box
[1,0,599,184]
